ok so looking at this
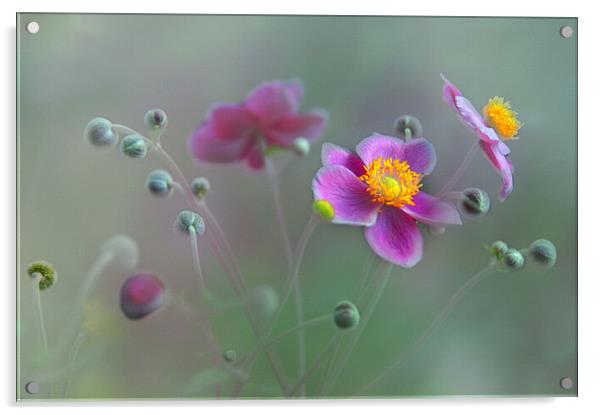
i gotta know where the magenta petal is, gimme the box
[246,145,265,170]
[264,110,328,146]
[321,143,366,177]
[245,79,304,124]
[356,134,437,175]
[402,192,462,226]
[312,165,379,226]
[479,141,514,201]
[208,103,257,140]
[364,208,423,268]
[441,74,462,109]
[188,123,254,163]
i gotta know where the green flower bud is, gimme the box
[395,115,423,140]
[248,284,279,320]
[312,199,335,223]
[223,349,237,363]
[333,300,360,330]
[528,239,557,268]
[291,137,310,157]
[27,261,57,291]
[490,240,508,260]
[191,177,211,200]
[146,169,173,197]
[144,108,168,131]
[460,188,490,217]
[175,210,205,236]
[120,134,148,159]
[502,248,525,271]
[84,117,117,147]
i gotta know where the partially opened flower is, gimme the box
[189,79,328,170]
[313,134,461,267]
[441,75,522,201]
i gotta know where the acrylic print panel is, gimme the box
[16,14,577,400]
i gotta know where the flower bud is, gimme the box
[333,300,360,330]
[144,108,168,131]
[395,115,423,140]
[312,199,335,223]
[84,117,117,147]
[528,239,557,268]
[502,248,525,271]
[248,284,279,320]
[291,137,310,157]
[27,261,57,291]
[102,234,139,270]
[428,225,446,235]
[120,134,148,159]
[459,188,490,217]
[146,169,173,197]
[120,273,165,320]
[175,210,205,236]
[223,349,237,363]
[490,240,508,260]
[191,177,211,200]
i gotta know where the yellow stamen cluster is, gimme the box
[359,157,422,208]
[483,96,523,140]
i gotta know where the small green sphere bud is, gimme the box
[146,169,173,197]
[490,240,509,260]
[333,300,360,330]
[27,261,57,290]
[460,188,490,217]
[120,134,148,159]
[395,115,423,139]
[502,248,525,271]
[84,117,117,147]
[428,225,446,235]
[312,199,335,223]
[291,137,311,157]
[144,108,168,131]
[223,349,237,363]
[248,285,279,319]
[175,210,205,236]
[528,239,557,268]
[191,177,211,200]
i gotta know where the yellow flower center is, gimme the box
[482,96,523,140]
[359,157,422,208]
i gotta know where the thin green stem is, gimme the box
[267,314,330,347]
[78,251,113,306]
[354,264,495,396]
[289,334,341,397]
[63,330,86,398]
[32,274,48,356]
[436,140,480,196]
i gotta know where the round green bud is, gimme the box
[395,115,423,139]
[146,169,173,197]
[120,134,148,159]
[460,188,490,217]
[428,225,446,235]
[333,300,360,330]
[191,177,211,200]
[223,349,237,363]
[502,248,525,271]
[291,137,310,157]
[312,199,335,223]
[248,284,279,319]
[175,210,205,236]
[490,240,508,260]
[84,117,117,147]
[528,239,557,268]
[27,261,57,291]
[144,108,168,131]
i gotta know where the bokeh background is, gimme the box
[17,14,577,399]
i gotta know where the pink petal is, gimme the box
[364,207,423,268]
[402,192,462,226]
[321,143,366,177]
[479,141,514,201]
[246,146,265,170]
[355,134,437,175]
[245,79,304,124]
[208,103,258,141]
[263,110,328,147]
[312,165,380,226]
[188,122,255,164]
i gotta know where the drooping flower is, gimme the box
[441,75,522,201]
[189,79,328,170]
[120,273,165,320]
[313,134,462,268]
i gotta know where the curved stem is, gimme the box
[436,140,479,196]
[267,314,330,347]
[32,274,48,356]
[354,265,495,396]
[322,262,394,396]
[289,334,340,397]
[189,227,206,293]
[63,330,86,398]
[78,251,113,306]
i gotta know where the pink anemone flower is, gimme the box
[188,79,328,170]
[313,134,462,268]
[441,75,523,201]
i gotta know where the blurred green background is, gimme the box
[17,14,576,399]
